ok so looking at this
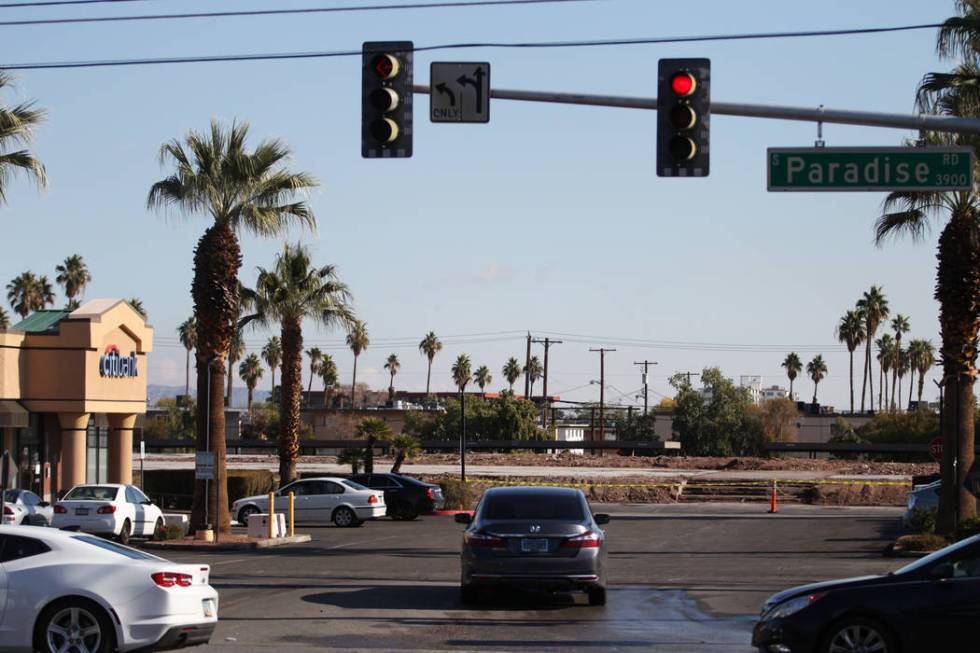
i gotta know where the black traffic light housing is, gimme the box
[657,58,710,177]
[362,41,414,158]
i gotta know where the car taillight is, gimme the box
[54,505,67,514]
[465,532,506,548]
[2,505,13,515]
[562,531,601,549]
[426,487,435,500]
[152,572,193,588]
[96,505,116,514]
[368,494,378,504]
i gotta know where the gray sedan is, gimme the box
[456,486,610,606]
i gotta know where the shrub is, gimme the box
[157,524,185,540]
[895,533,948,552]
[907,507,938,534]
[956,515,980,541]
[439,479,471,511]
[227,470,276,503]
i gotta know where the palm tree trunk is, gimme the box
[351,354,359,408]
[389,372,395,401]
[789,378,794,401]
[279,317,303,485]
[908,369,915,409]
[270,365,276,398]
[392,451,406,474]
[425,359,432,396]
[226,355,234,407]
[860,336,870,411]
[247,386,254,412]
[307,368,314,406]
[848,350,854,413]
[878,363,883,412]
[891,369,898,411]
[185,348,191,398]
[812,380,818,404]
[365,435,375,474]
[917,371,926,407]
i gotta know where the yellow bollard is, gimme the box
[268,491,275,539]
[288,491,295,537]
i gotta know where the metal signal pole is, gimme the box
[524,332,532,400]
[633,360,658,415]
[532,337,562,430]
[590,348,616,448]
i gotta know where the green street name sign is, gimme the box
[767,146,974,192]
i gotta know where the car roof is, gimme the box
[68,483,127,489]
[291,477,352,483]
[484,486,584,498]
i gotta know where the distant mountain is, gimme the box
[147,384,271,408]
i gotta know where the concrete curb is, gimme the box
[142,534,312,552]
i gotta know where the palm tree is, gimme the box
[6,272,54,318]
[389,434,421,474]
[474,365,492,394]
[894,347,910,413]
[55,255,91,309]
[240,243,353,485]
[261,336,282,398]
[911,339,936,406]
[238,353,264,412]
[355,417,392,474]
[225,330,244,406]
[890,314,911,411]
[346,321,369,408]
[0,71,46,206]
[525,356,543,398]
[806,355,828,404]
[384,353,400,401]
[503,357,522,392]
[337,447,365,474]
[128,297,147,319]
[781,352,803,400]
[452,354,472,392]
[855,287,890,412]
[876,334,895,410]
[835,310,866,413]
[320,354,338,407]
[419,332,442,396]
[306,347,323,406]
[0,307,9,330]
[177,316,197,399]
[148,120,317,533]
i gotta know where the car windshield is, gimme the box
[342,480,368,491]
[895,536,980,575]
[2,489,23,502]
[64,486,118,501]
[482,494,585,521]
[72,535,163,560]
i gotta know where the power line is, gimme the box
[0,23,942,70]
[0,0,600,25]
[0,0,158,6]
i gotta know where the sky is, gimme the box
[0,0,957,411]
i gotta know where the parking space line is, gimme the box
[324,535,399,550]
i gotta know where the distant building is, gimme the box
[759,385,791,402]
[554,423,586,455]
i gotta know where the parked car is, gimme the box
[456,486,610,606]
[3,489,54,526]
[232,477,385,528]
[349,473,445,520]
[753,534,980,653]
[0,524,217,652]
[52,484,164,545]
[904,479,980,525]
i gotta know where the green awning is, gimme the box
[11,310,70,334]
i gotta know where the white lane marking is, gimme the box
[325,535,398,550]
[209,557,249,565]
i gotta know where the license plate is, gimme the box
[521,538,549,553]
[203,599,216,618]
[75,508,89,516]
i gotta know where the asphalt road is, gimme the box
[158,503,906,653]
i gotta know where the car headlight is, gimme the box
[761,592,825,621]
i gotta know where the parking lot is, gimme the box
[160,503,905,652]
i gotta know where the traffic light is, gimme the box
[657,58,710,177]
[362,41,413,158]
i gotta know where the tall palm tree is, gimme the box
[0,307,9,330]
[419,331,442,396]
[856,287,890,412]
[55,255,91,309]
[835,310,866,413]
[346,321,369,409]
[6,272,54,318]
[306,347,323,406]
[261,336,282,398]
[225,330,244,407]
[890,314,911,411]
[911,339,937,406]
[128,297,147,319]
[452,354,472,392]
[240,243,354,484]
[525,356,543,398]
[320,354,338,407]
[148,119,318,532]
[474,365,492,394]
[781,352,802,401]
[0,71,46,206]
[238,353,264,412]
[806,355,828,404]
[503,357,522,392]
[384,353,400,401]
[876,335,894,410]
[177,316,197,399]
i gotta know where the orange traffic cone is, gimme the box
[769,481,778,514]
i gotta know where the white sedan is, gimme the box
[0,524,217,652]
[3,489,54,527]
[232,477,385,528]
[52,484,164,545]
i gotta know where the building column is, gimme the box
[107,413,137,485]
[58,413,90,490]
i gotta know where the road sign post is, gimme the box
[430,62,490,123]
[929,437,944,465]
[768,147,974,192]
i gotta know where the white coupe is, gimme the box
[232,477,386,528]
[0,524,217,652]
[3,489,54,527]
[52,484,164,545]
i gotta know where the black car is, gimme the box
[349,473,445,520]
[753,534,980,653]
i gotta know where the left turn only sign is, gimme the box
[430,62,490,123]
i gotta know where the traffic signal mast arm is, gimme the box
[411,84,980,135]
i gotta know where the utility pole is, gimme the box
[524,332,532,400]
[678,371,702,386]
[633,360,658,415]
[532,337,562,431]
[590,348,616,451]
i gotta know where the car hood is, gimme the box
[233,494,270,506]
[763,575,886,609]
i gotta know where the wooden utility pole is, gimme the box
[524,332,532,400]
[633,360,658,415]
[590,348,616,449]
[532,337,562,430]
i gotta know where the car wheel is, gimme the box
[821,617,895,653]
[238,505,259,526]
[117,519,131,545]
[460,585,479,605]
[587,587,607,606]
[153,517,165,541]
[333,506,357,528]
[34,598,116,653]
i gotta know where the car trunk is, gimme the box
[59,500,116,520]
[483,520,590,558]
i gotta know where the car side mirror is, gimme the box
[141,500,153,506]
[594,513,611,525]
[454,513,473,525]
[931,562,955,581]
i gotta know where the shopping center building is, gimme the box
[0,299,153,500]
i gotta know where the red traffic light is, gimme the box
[670,72,697,97]
[372,54,401,80]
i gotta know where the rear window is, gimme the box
[2,489,23,502]
[64,486,118,501]
[72,535,162,560]
[342,480,368,491]
[482,494,585,521]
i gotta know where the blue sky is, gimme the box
[0,0,954,410]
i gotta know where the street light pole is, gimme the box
[633,360,658,415]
